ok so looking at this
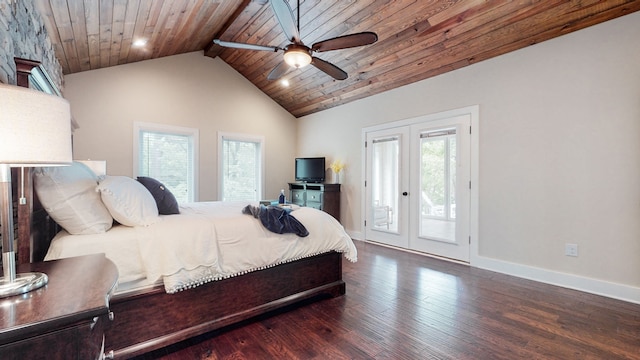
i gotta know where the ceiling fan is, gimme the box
[213,0,378,81]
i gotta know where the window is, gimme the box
[219,133,264,201]
[134,122,198,203]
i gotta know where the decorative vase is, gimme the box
[333,172,341,184]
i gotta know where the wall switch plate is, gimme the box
[565,243,578,257]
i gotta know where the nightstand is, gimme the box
[0,254,118,359]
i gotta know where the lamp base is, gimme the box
[0,272,48,298]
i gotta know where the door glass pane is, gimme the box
[420,132,455,242]
[421,138,446,219]
[449,136,456,219]
[371,137,399,232]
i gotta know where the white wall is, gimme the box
[64,51,297,201]
[298,12,640,302]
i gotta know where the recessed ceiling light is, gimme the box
[133,39,147,47]
[281,79,290,87]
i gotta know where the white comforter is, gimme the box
[45,201,357,293]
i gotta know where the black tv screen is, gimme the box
[295,157,325,183]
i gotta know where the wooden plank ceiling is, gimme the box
[37,0,640,118]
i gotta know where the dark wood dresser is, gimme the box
[289,182,341,220]
[0,254,118,359]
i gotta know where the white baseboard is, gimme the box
[347,230,363,241]
[473,255,640,305]
[346,229,640,304]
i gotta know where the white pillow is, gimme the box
[34,161,113,235]
[96,175,159,227]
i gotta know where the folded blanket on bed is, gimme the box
[242,204,309,237]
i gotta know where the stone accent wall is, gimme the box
[0,0,62,88]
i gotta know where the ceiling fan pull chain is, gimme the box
[297,0,301,38]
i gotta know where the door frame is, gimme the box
[361,105,479,264]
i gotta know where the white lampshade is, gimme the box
[0,83,73,166]
[0,83,72,298]
[283,45,312,68]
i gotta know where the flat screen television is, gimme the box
[295,157,325,183]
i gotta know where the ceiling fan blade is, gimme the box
[213,39,280,52]
[270,0,301,44]
[311,32,378,52]
[311,57,348,80]
[267,61,290,80]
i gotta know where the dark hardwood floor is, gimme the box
[135,241,640,359]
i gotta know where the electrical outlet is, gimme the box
[565,243,578,257]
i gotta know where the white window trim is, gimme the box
[133,121,199,201]
[218,131,265,201]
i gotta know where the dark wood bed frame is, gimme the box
[13,59,346,359]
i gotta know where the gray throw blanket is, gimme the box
[242,204,309,237]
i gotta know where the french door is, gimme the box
[364,127,410,248]
[365,112,471,262]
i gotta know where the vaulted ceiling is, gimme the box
[36,0,640,117]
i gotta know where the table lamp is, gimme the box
[0,83,72,298]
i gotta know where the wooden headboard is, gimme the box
[14,58,62,264]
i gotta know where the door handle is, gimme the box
[402,192,408,196]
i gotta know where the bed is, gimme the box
[13,61,355,359]
[21,162,356,358]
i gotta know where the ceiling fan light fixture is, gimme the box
[283,45,312,68]
[216,0,377,81]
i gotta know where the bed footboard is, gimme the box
[106,251,345,359]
